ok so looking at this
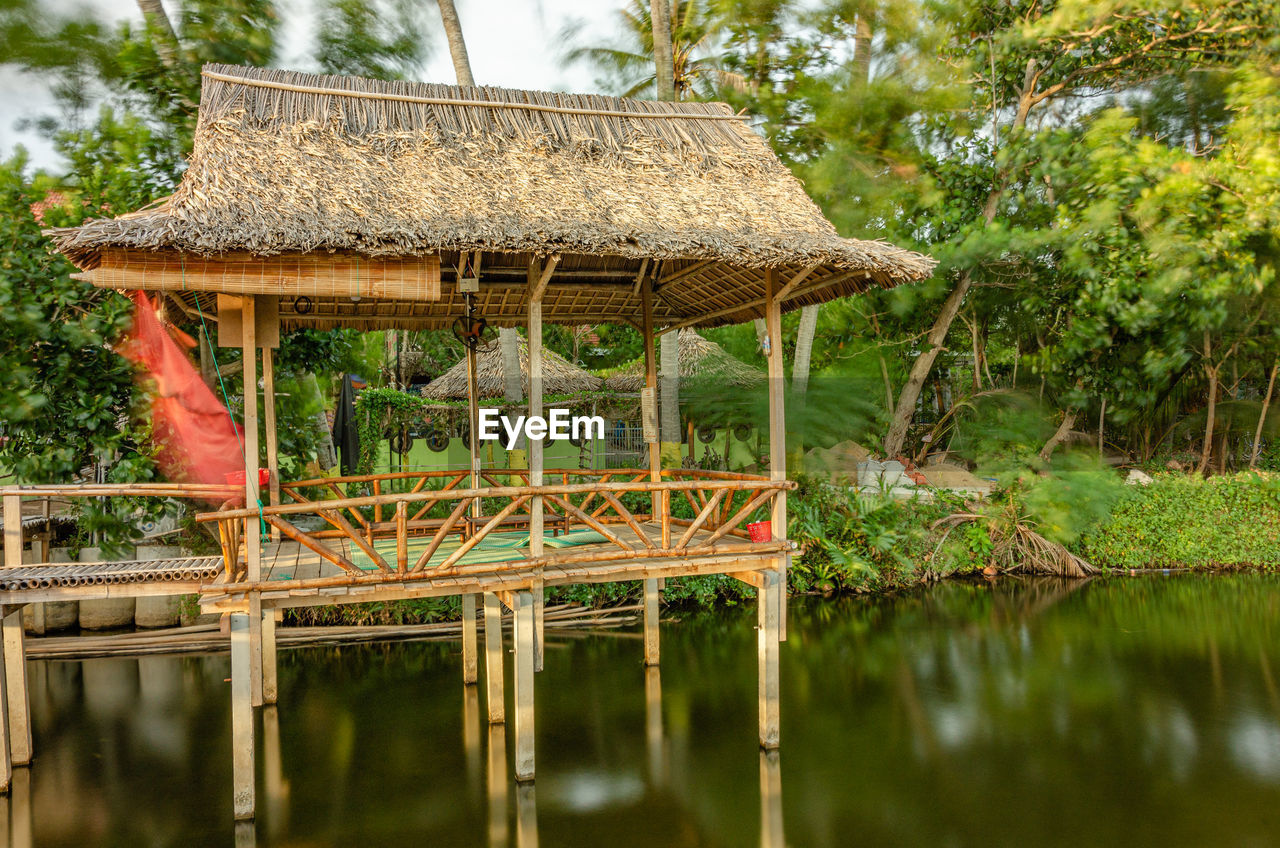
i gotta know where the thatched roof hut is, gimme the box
[49,64,934,330]
[604,330,760,392]
[424,338,601,400]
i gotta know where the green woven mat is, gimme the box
[345,528,609,572]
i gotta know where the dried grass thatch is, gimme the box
[604,329,761,392]
[50,64,936,329]
[423,338,602,400]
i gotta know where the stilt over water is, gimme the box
[484,592,505,724]
[230,612,255,820]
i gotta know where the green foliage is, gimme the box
[0,152,147,483]
[315,0,430,79]
[352,387,432,475]
[788,476,967,592]
[1080,472,1280,569]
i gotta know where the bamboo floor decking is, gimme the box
[202,522,779,611]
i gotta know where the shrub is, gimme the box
[1079,472,1280,569]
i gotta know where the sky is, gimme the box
[0,0,623,169]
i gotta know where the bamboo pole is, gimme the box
[0,606,10,793]
[241,298,265,707]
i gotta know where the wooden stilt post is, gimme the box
[512,590,536,782]
[0,606,10,794]
[261,608,278,705]
[463,310,483,688]
[483,592,505,723]
[758,568,781,749]
[3,609,30,767]
[3,498,31,769]
[764,269,787,642]
[230,611,255,820]
[262,345,281,542]
[241,298,265,708]
[528,259,551,672]
[640,284,662,666]
[462,593,479,685]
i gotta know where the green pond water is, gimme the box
[16,573,1280,847]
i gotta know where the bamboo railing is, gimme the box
[203,469,794,586]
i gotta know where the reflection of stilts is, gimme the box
[487,724,509,848]
[9,764,32,848]
[645,666,667,787]
[515,782,538,848]
[234,820,256,848]
[759,750,783,848]
[263,706,289,838]
[464,684,482,798]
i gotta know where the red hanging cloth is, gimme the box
[118,291,245,500]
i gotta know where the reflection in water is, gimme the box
[19,574,1280,846]
[9,767,32,848]
[759,751,783,848]
[488,724,509,848]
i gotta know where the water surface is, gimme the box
[17,574,1280,846]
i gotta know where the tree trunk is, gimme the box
[882,274,974,455]
[436,0,475,86]
[1198,364,1220,475]
[754,318,767,354]
[1039,407,1077,464]
[1097,397,1106,454]
[853,14,872,83]
[500,327,524,450]
[1249,356,1278,468]
[650,0,675,101]
[136,0,181,69]
[882,72,1041,457]
[659,330,680,445]
[792,306,818,397]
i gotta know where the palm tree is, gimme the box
[436,0,474,86]
[566,0,743,101]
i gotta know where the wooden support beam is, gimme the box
[461,593,479,685]
[643,578,660,666]
[758,567,781,750]
[528,265,546,672]
[0,611,9,793]
[3,609,31,766]
[230,611,256,820]
[528,254,560,302]
[464,309,484,689]
[656,258,716,289]
[631,258,650,297]
[773,263,820,301]
[249,594,264,708]
[658,268,870,335]
[512,590,536,781]
[764,268,788,643]
[261,608,278,705]
[263,343,281,542]
[483,592,505,723]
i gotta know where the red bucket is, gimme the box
[225,469,270,487]
[747,521,773,543]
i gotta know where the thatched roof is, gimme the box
[604,330,761,392]
[50,64,935,329]
[423,338,602,400]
